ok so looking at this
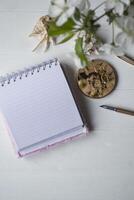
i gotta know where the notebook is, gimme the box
[0,58,88,157]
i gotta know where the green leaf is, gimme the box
[106,10,118,24]
[48,18,75,37]
[74,8,81,21]
[58,32,75,44]
[75,37,89,67]
[87,10,95,19]
[83,9,97,34]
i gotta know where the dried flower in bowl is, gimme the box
[77,59,117,98]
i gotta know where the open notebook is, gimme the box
[0,58,88,157]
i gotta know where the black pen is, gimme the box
[100,105,134,116]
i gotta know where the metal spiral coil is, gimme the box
[0,58,58,87]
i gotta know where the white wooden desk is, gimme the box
[0,1,134,200]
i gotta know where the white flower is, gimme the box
[105,0,130,15]
[84,38,99,55]
[49,0,90,26]
[99,43,124,56]
[115,16,134,54]
[116,32,134,53]
[127,5,134,17]
[74,20,83,30]
[56,7,75,26]
[81,35,100,55]
[100,16,134,57]
[116,16,134,36]
[78,30,86,38]
[69,0,90,13]
[49,0,65,18]
[84,42,93,52]
[49,0,75,26]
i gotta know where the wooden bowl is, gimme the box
[77,59,117,99]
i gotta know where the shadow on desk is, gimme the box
[63,63,94,131]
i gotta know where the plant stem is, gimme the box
[93,9,113,22]
[112,22,115,45]
[93,12,107,22]
[94,1,106,11]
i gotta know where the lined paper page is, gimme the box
[0,60,83,150]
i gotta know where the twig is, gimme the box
[93,12,106,22]
[93,9,113,22]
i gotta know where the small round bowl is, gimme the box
[77,59,118,99]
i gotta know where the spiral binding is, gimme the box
[0,58,58,87]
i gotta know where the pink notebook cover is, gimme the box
[0,58,89,157]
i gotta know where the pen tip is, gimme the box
[100,105,115,111]
[100,105,111,109]
[100,105,105,108]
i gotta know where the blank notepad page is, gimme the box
[0,60,83,151]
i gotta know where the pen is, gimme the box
[100,105,134,116]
